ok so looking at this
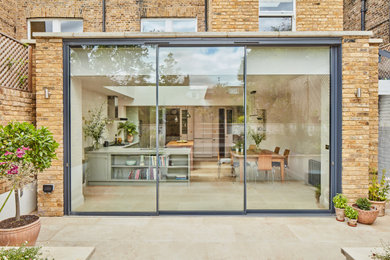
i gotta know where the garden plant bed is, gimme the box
[0,215,39,229]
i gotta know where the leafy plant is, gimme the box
[249,128,266,149]
[332,193,348,209]
[315,184,321,202]
[0,244,49,260]
[369,171,389,202]
[0,122,58,222]
[370,167,378,175]
[117,121,138,136]
[356,197,372,211]
[84,104,109,148]
[345,205,358,219]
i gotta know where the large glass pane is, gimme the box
[70,45,157,212]
[259,17,292,31]
[245,47,330,210]
[172,19,197,32]
[158,47,245,211]
[141,20,165,32]
[259,0,294,12]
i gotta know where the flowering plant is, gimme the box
[0,122,59,222]
[84,104,109,149]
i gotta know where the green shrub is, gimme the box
[345,205,358,219]
[369,171,390,202]
[0,245,49,260]
[356,198,372,211]
[332,193,347,209]
[372,240,390,260]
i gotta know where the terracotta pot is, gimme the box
[353,204,379,225]
[127,134,134,143]
[0,216,41,246]
[347,218,357,227]
[369,200,386,217]
[335,208,345,222]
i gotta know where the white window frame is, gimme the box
[140,18,198,33]
[259,0,296,31]
[27,18,83,39]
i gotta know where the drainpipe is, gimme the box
[102,0,106,32]
[361,0,366,31]
[205,0,208,32]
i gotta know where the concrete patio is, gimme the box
[36,215,390,259]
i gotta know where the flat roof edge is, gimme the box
[33,31,373,39]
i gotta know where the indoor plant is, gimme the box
[368,171,389,217]
[249,129,266,150]
[0,122,58,246]
[345,205,358,227]
[332,193,348,222]
[84,104,109,149]
[353,197,379,225]
[117,121,138,143]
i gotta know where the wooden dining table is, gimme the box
[231,149,285,182]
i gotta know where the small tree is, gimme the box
[0,122,59,221]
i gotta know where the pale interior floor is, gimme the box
[75,161,325,212]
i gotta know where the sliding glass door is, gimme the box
[67,42,333,214]
[158,47,245,212]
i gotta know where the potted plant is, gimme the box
[368,171,389,217]
[353,197,379,225]
[0,122,58,246]
[345,205,358,227]
[332,193,348,222]
[249,129,266,150]
[315,184,321,203]
[117,121,138,143]
[84,104,109,149]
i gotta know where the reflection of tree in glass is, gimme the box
[71,45,155,86]
[270,20,292,32]
[159,52,188,86]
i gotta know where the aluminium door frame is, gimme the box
[63,37,342,216]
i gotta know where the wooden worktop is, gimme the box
[166,140,194,147]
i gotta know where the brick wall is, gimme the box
[0,0,17,38]
[35,38,64,216]
[344,0,390,49]
[341,36,378,201]
[209,0,258,32]
[15,0,206,39]
[296,0,343,31]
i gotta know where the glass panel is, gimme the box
[172,19,197,32]
[245,47,330,210]
[158,47,245,211]
[259,17,292,31]
[141,20,166,32]
[70,45,157,212]
[61,20,83,32]
[30,21,53,38]
[259,0,294,12]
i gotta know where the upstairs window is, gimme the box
[28,19,83,39]
[259,0,295,31]
[141,18,197,32]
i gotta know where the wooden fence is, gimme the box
[0,32,32,92]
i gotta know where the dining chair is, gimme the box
[274,146,280,154]
[283,149,290,168]
[255,154,274,183]
[272,146,281,167]
[217,154,238,179]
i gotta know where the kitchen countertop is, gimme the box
[166,140,194,147]
[86,146,191,154]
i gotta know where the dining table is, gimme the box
[231,149,285,182]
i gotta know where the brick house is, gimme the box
[0,0,381,216]
[344,0,390,180]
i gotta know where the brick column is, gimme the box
[35,38,64,216]
[341,37,371,201]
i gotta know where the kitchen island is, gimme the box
[86,146,191,185]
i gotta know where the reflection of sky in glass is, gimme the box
[172,20,197,32]
[159,47,244,86]
[259,17,292,31]
[142,21,165,32]
[259,0,293,12]
[61,20,83,32]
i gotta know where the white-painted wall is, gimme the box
[0,183,36,220]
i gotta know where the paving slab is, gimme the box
[341,247,385,260]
